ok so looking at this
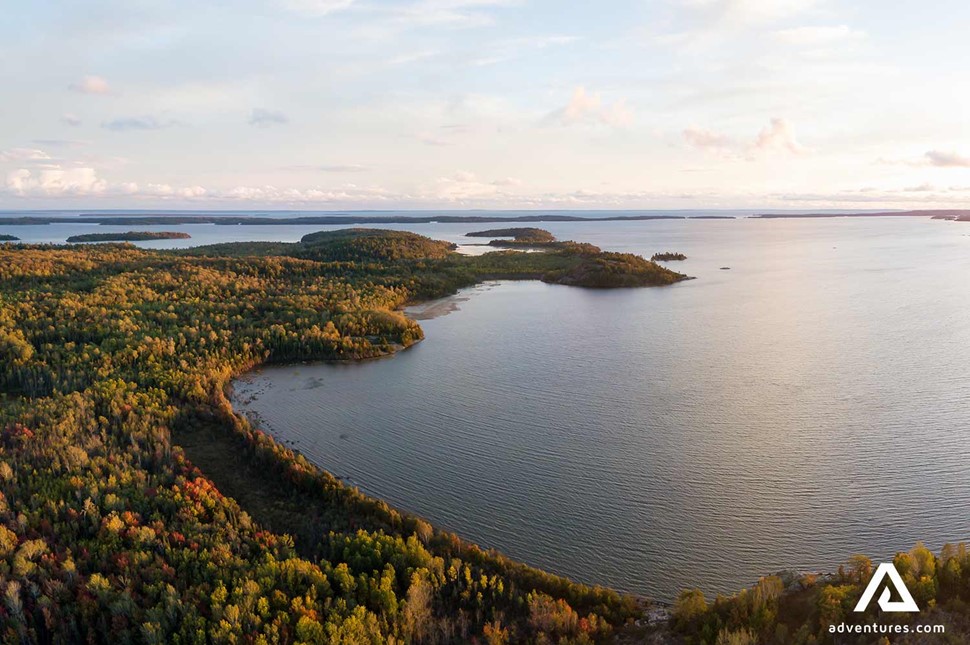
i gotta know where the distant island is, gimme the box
[754,209,970,219]
[931,212,970,222]
[466,227,559,248]
[651,252,687,261]
[467,227,556,243]
[66,231,192,243]
[0,234,19,241]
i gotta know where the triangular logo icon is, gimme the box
[853,562,919,613]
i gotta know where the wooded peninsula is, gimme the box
[0,228,967,644]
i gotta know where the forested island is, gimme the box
[66,231,192,243]
[651,252,687,262]
[0,234,19,242]
[1,228,967,643]
[467,228,557,245]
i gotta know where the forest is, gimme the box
[666,542,970,644]
[649,253,686,262]
[0,229,681,643]
[465,229,557,245]
[66,232,193,243]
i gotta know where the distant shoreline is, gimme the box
[754,209,970,219]
[0,213,738,226]
[4,209,967,226]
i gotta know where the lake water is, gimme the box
[229,216,970,602]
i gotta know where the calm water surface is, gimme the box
[227,218,967,599]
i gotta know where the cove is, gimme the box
[232,217,970,601]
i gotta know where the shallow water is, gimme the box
[219,217,969,599]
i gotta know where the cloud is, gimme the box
[601,100,634,127]
[283,164,370,172]
[220,184,400,203]
[753,118,808,154]
[249,108,290,127]
[278,0,357,16]
[62,113,83,127]
[773,24,866,46]
[468,34,579,66]
[389,0,522,30]
[547,87,634,128]
[102,116,179,131]
[68,76,113,95]
[6,167,107,196]
[924,150,970,168]
[656,0,828,52]
[683,118,808,157]
[903,183,934,192]
[679,0,819,27]
[387,50,439,66]
[683,126,733,151]
[0,148,52,163]
[32,139,89,149]
[423,171,525,201]
[417,132,453,146]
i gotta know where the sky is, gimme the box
[2,0,970,210]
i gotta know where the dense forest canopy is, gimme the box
[466,229,556,243]
[650,253,687,262]
[664,542,970,644]
[66,231,192,243]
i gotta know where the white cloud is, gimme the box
[547,87,634,128]
[773,25,866,46]
[62,113,83,127]
[601,99,634,127]
[753,117,808,154]
[249,108,290,127]
[423,171,525,201]
[903,183,934,192]
[390,0,522,29]
[32,139,89,149]
[680,0,819,26]
[924,150,970,168]
[468,34,578,66]
[102,116,179,131]
[387,50,439,66]
[683,118,808,157]
[68,75,113,95]
[0,148,52,162]
[278,0,357,16]
[6,167,107,196]
[683,126,733,151]
[283,164,370,172]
